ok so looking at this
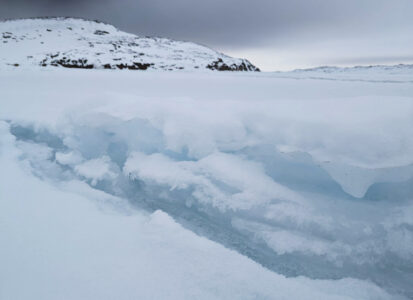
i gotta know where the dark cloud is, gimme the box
[1,0,412,70]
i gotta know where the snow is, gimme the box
[273,64,413,83]
[74,156,117,186]
[0,121,393,300]
[55,150,84,165]
[1,62,413,298]
[0,17,258,71]
[123,151,302,211]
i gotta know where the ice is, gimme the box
[123,151,302,211]
[75,156,118,186]
[0,121,394,300]
[320,161,413,198]
[1,67,413,298]
[55,150,84,165]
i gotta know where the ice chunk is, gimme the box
[74,155,117,185]
[55,150,84,165]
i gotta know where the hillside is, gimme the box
[272,64,413,82]
[0,17,259,71]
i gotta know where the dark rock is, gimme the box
[48,56,94,69]
[94,30,109,35]
[116,63,153,70]
[206,58,260,72]
[133,62,153,70]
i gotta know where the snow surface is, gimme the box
[0,17,259,71]
[1,65,413,299]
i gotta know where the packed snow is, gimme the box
[1,25,413,299]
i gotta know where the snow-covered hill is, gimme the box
[294,64,413,73]
[0,17,259,71]
[272,64,413,82]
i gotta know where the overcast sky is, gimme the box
[1,0,413,70]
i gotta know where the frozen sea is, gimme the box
[1,67,412,299]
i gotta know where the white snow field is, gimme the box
[1,67,412,299]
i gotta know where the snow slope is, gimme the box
[1,67,412,299]
[0,17,259,71]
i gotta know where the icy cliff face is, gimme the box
[0,17,259,71]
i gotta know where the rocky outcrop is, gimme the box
[207,58,260,71]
